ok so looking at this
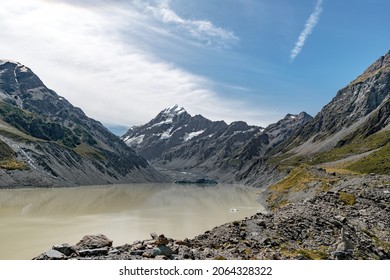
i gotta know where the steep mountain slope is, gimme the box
[272,50,390,176]
[122,105,311,184]
[0,60,165,187]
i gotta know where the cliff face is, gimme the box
[0,60,166,187]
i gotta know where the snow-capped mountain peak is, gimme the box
[163,104,186,116]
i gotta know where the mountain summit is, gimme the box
[122,105,226,159]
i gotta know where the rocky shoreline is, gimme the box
[34,173,390,260]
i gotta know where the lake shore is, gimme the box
[34,172,390,260]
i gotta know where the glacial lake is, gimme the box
[0,183,265,259]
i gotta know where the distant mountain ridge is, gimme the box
[0,60,166,187]
[122,104,312,184]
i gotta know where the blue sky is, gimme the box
[0,0,389,134]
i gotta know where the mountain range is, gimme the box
[1,49,389,188]
[123,50,390,186]
[121,105,312,184]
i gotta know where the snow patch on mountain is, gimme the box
[124,134,144,147]
[18,66,29,73]
[151,118,173,128]
[160,128,173,140]
[183,130,205,141]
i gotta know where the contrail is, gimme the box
[290,0,323,62]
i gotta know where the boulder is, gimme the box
[75,234,113,250]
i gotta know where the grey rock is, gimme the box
[78,247,109,257]
[52,243,76,256]
[155,255,169,260]
[257,220,267,228]
[150,232,158,240]
[75,234,113,250]
[334,216,347,223]
[44,249,65,260]
[141,250,154,258]
[152,245,172,257]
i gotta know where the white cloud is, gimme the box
[0,0,270,129]
[139,0,239,48]
[290,0,323,62]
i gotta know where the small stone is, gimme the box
[175,238,191,246]
[130,250,145,256]
[45,249,65,260]
[132,243,145,250]
[155,234,169,245]
[78,247,109,257]
[150,232,158,240]
[109,249,120,255]
[335,215,346,223]
[257,220,267,228]
[155,255,169,260]
[152,245,172,257]
[141,250,154,258]
[52,243,76,256]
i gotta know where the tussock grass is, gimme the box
[268,131,390,176]
[74,143,106,161]
[347,142,390,174]
[338,191,356,205]
[310,131,390,165]
[280,245,329,260]
[0,159,28,170]
[267,165,338,209]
